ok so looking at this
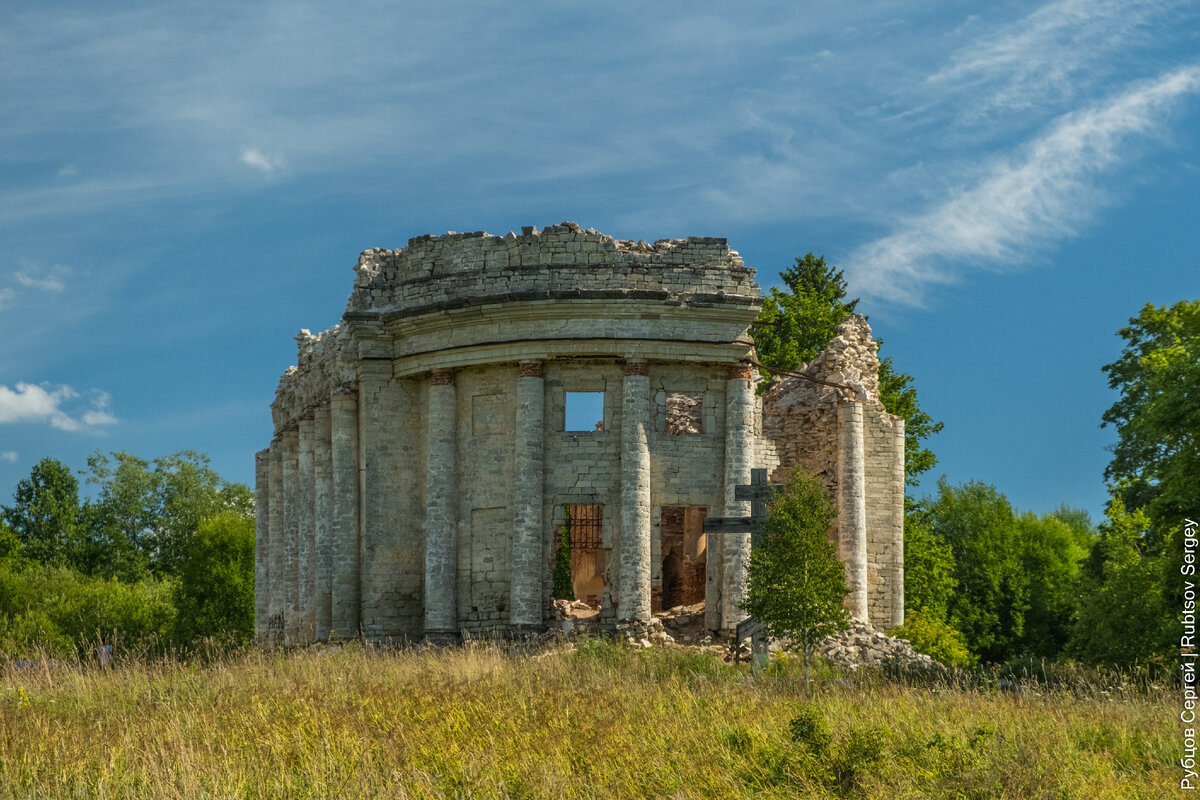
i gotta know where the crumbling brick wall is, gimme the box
[762,315,905,627]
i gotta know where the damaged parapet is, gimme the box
[253,222,903,646]
[762,315,906,628]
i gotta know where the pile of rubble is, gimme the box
[816,620,948,674]
[547,602,946,674]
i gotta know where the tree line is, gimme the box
[0,263,1193,671]
[0,451,255,656]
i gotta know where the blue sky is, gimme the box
[1,0,1197,522]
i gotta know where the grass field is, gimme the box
[0,639,1182,799]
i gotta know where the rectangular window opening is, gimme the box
[665,391,704,435]
[565,391,605,432]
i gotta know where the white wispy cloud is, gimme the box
[0,382,118,432]
[929,0,1176,120]
[0,288,13,309]
[14,266,67,292]
[0,451,16,462]
[81,391,117,427]
[845,65,1200,306]
[240,148,279,173]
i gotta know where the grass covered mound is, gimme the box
[0,639,1179,799]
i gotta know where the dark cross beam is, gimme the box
[703,468,781,672]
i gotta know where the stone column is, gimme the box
[425,369,458,639]
[330,389,361,638]
[510,361,545,630]
[254,448,270,642]
[298,413,317,642]
[281,426,301,644]
[720,364,754,631]
[619,360,651,623]
[837,401,870,623]
[357,362,390,639]
[313,404,333,640]
[891,416,906,628]
[267,438,284,644]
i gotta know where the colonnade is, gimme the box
[257,392,362,644]
[255,358,762,643]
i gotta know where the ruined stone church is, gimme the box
[254,223,905,644]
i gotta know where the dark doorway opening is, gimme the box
[658,506,707,611]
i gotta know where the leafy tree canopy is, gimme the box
[1,457,82,566]
[83,450,254,576]
[929,479,1028,664]
[173,511,255,645]
[1101,299,1200,547]
[751,253,859,371]
[901,512,957,620]
[1067,498,1171,668]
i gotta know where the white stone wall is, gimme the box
[257,225,903,642]
[452,365,516,633]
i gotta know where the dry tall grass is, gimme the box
[0,639,1180,799]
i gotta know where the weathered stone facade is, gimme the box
[256,223,904,643]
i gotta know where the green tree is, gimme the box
[743,468,849,683]
[877,360,944,489]
[929,479,1029,664]
[900,510,957,620]
[173,512,255,645]
[888,610,977,669]
[1067,499,1172,668]
[0,560,176,658]
[749,253,942,487]
[1014,511,1094,659]
[0,520,19,563]
[1102,300,1200,547]
[751,253,859,372]
[1,458,82,566]
[83,450,254,576]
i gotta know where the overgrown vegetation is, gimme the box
[551,505,574,601]
[0,450,254,656]
[0,642,1178,798]
[754,255,1195,674]
[744,468,848,682]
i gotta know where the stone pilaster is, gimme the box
[281,427,301,644]
[720,364,754,631]
[837,401,869,623]
[891,416,906,628]
[254,448,270,641]
[357,361,391,640]
[425,369,458,639]
[267,438,284,644]
[298,414,317,643]
[330,389,361,638]
[312,404,333,640]
[510,361,545,630]
[619,360,651,623]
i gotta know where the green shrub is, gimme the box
[0,561,176,657]
[788,705,832,754]
[889,608,978,669]
[172,512,254,645]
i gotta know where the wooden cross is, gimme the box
[703,468,783,673]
